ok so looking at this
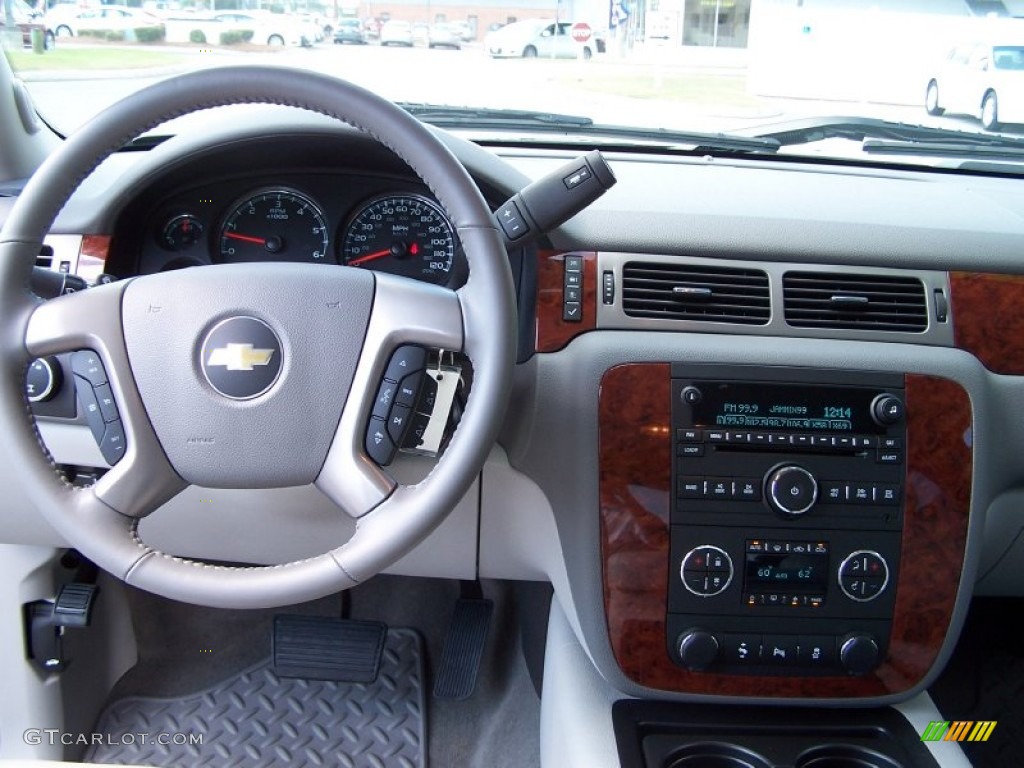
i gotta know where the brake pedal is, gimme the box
[273,615,386,683]
[433,597,493,700]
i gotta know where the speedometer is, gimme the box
[218,188,331,264]
[340,194,455,284]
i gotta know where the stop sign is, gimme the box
[570,22,592,43]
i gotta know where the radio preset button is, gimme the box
[766,465,818,516]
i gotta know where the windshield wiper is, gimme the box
[745,116,1024,154]
[399,103,781,155]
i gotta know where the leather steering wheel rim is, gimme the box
[0,66,516,608]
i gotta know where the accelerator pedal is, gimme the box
[433,597,494,700]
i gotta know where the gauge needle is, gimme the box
[224,232,267,245]
[349,249,393,266]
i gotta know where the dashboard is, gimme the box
[5,104,1024,768]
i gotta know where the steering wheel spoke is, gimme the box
[317,273,464,518]
[26,283,186,518]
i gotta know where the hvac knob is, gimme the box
[26,357,62,403]
[677,629,719,671]
[765,464,818,516]
[839,633,880,675]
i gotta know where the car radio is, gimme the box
[667,365,906,677]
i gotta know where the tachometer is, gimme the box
[218,188,331,263]
[341,194,455,284]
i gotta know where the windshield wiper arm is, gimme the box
[399,103,781,154]
[861,138,1024,161]
[745,116,1024,151]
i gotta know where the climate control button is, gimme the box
[765,465,818,516]
[838,550,890,602]
[681,545,733,597]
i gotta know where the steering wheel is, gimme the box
[0,67,515,609]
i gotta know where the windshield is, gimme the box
[2,1,1024,166]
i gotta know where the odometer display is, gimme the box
[341,194,455,284]
[218,188,330,264]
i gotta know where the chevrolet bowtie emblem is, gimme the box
[206,343,275,371]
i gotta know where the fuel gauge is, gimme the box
[160,214,204,251]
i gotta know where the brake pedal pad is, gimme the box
[433,598,493,700]
[272,615,386,683]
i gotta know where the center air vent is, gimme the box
[622,262,770,325]
[783,272,927,332]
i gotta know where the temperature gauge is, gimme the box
[160,214,204,252]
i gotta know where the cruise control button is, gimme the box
[384,345,426,383]
[71,350,107,387]
[75,378,106,442]
[404,411,431,450]
[365,417,396,466]
[99,420,126,465]
[418,375,439,414]
[387,404,412,444]
[93,383,120,423]
[372,379,399,419]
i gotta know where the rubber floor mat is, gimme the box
[929,598,1024,768]
[87,628,425,767]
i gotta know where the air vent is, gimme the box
[36,244,54,270]
[622,262,770,325]
[783,272,927,332]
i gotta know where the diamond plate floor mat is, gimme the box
[929,598,1024,768]
[86,628,425,767]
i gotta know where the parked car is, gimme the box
[484,18,596,59]
[379,19,413,47]
[333,17,366,45]
[448,19,475,42]
[926,42,1024,130]
[210,11,309,47]
[0,0,55,50]
[428,22,462,49]
[46,4,162,39]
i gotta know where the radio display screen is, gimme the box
[744,547,829,593]
[689,381,883,433]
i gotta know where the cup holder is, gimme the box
[665,742,773,768]
[796,744,906,768]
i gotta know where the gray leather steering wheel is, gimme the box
[0,67,515,608]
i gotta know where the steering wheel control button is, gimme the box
[71,350,107,387]
[838,550,890,602]
[76,380,107,442]
[384,345,426,383]
[93,384,120,423]
[766,465,818,516]
[365,416,396,466]
[372,380,399,419]
[395,373,423,409]
[681,545,733,597]
[387,404,412,444]
[26,357,62,403]
[99,420,127,465]
[200,316,282,400]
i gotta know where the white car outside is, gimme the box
[926,42,1024,131]
[46,4,162,38]
[484,18,595,59]
[380,20,414,47]
[211,11,309,47]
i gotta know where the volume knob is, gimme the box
[840,633,880,675]
[765,465,818,516]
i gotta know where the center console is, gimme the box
[668,366,905,678]
[598,363,971,700]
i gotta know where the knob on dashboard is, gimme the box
[765,465,818,516]
[871,394,905,426]
[839,633,880,675]
[677,629,719,671]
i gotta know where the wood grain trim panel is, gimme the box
[950,272,1024,375]
[535,250,597,353]
[599,366,971,697]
